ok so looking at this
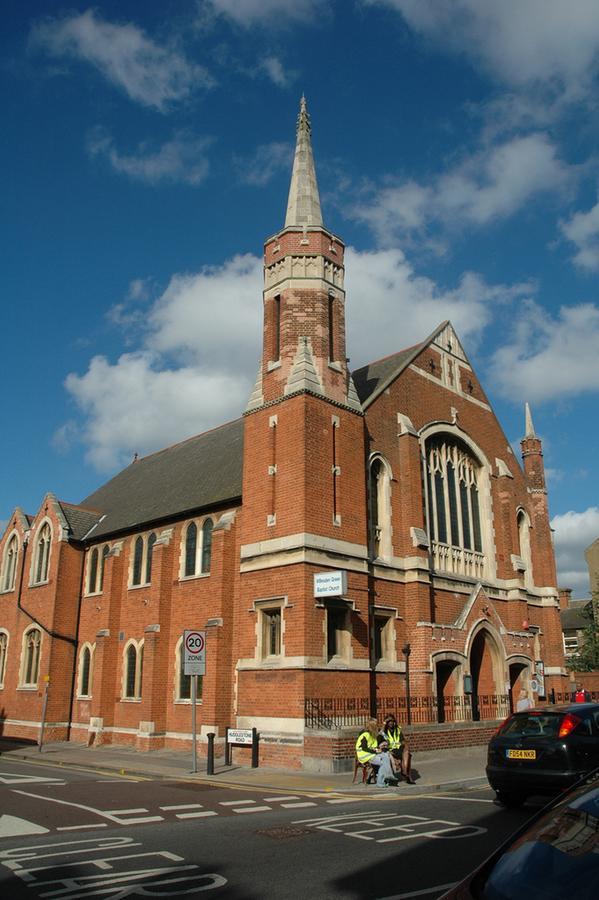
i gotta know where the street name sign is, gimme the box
[227,729,253,745]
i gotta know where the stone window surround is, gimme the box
[77,642,95,698]
[373,606,399,668]
[179,517,214,581]
[421,423,496,583]
[251,596,290,663]
[18,625,42,688]
[29,518,52,587]
[128,532,157,589]
[85,544,111,596]
[516,507,534,589]
[323,599,353,665]
[121,638,144,701]
[0,531,20,593]
[368,452,393,562]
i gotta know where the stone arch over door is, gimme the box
[507,655,534,714]
[432,651,466,723]
[467,622,506,721]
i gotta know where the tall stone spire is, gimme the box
[284,96,323,227]
[525,402,536,438]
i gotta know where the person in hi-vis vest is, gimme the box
[355,718,395,787]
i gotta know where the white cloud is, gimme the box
[88,129,212,186]
[560,193,599,272]
[62,255,263,471]
[261,56,290,87]
[203,0,323,26]
[345,247,532,364]
[551,507,599,594]
[62,247,536,471]
[235,142,292,186]
[30,9,211,111]
[353,134,572,243]
[371,1,599,96]
[489,300,599,403]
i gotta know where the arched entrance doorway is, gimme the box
[434,654,464,722]
[508,658,532,713]
[469,627,504,721]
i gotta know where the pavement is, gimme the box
[0,738,489,796]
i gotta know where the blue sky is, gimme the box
[2,0,598,593]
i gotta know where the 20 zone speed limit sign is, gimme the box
[183,630,206,676]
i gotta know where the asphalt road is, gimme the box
[0,757,538,899]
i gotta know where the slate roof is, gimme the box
[80,418,244,541]
[561,600,592,631]
[352,345,422,405]
[58,502,103,541]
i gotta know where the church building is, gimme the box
[0,100,567,770]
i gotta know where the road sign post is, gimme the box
[183,630,206,774]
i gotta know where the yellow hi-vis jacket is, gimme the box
[381,725,403,750]
[356,730,378,763]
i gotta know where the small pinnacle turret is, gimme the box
[284,96,323,227]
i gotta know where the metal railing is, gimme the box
[304,693,510,730]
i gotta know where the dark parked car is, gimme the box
[486,703,599,806]
[439,768,599,899]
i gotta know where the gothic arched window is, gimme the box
[0,631,8,686]
[33,523,51,585]
[78,644,93,697]
[518,510,533,587]
[426,437,484,578]
[21,627,41,686]
[123,641,143,699]
[201,519,213,573]
[369,456,392,560]
[181,518,213,578]
[1,535,19,592]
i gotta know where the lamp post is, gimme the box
[402,643,412,725]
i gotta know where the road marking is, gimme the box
[12,790,164,825]
[219,799,256,806]
[104,808,151,815]
[293,811,487,844]
[262,796,300,802]
[280,802,317,809]
[160,804,205,811]
[0,815,49,838]
[56,824,108,831]
[0,772,65,785]
[176,811,218,819]
[326,798,360,804]
[378,883,459,899]
[233,806,271,814]
[433,796,494,803]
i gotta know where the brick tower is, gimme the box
[237,99,369,765]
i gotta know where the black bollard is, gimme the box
[251,727,259,768]
[224,727,231,766]
[207,732,215,775]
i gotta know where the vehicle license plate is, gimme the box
[506,749,536,760]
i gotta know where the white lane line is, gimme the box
[159,804,205,811]
[326,798,360,804]
[280,802,317,809]
[378,883,458,899]
[233,806,271,814]
[56,824,108,831]
[219,799,256,806]
[104,808,150,814]
[12,790,164,825]
[262,796,300,802]
[176,811,218,819]
[432,796,494,803]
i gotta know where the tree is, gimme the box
[575,593,599,672]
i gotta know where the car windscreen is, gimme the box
[498,713,561,738]
[477,779,599,899]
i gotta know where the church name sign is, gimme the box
[314,570,348,598]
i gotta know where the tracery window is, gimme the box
[130,534,156,587]
[517,510,533,588]
[182,518,213,578]
[20,627,41,687]
[1,535,19,592]
[32,523,51,585]
[426,437,484,578]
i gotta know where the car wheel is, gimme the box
[496,790,526,808]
